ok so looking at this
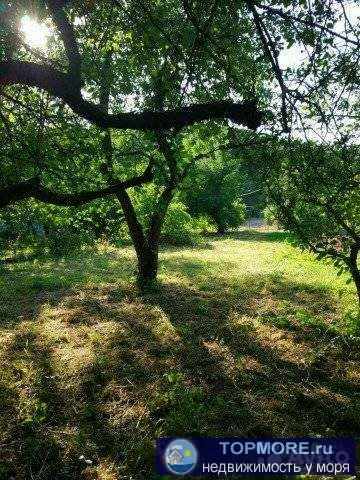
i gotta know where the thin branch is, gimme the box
[256,2,359,47]
[245,0,289,132]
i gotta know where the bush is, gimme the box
[162,201,201,245]
[191,215,216,234]
[263,205,278,226]
[182,152,247,234]
[47,227,96,257]
[0,198,128,258]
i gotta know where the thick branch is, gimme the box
[0,61,263,131]
[147,184,175,246]
[156,131,178,184]
[0,162,153,208]
[46,0,82,83]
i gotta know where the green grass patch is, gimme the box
[0,229,359,479]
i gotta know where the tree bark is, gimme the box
[217,224,226,235]
[137,243,159,286]
[114,186,174,288]
[348,243,360,305]
[0,62,263,131]
[139,187,175,287]
[113,188,150,285]
[213,213,226,235]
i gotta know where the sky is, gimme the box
[20,15,51,50]
[279,2,360,69]
[19,2,360,70]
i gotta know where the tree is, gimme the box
[0,1,263,131]
[182,139,248,234]
[251,139,360,304]
[94,49,261,285]
[0,0,266,286]
[97,117,259,285]
[1,0,358,286]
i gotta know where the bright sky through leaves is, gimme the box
[20,15,50,50]
[279,2,360,69]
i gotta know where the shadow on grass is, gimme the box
[0,235,359,479]
[1,267,359,479]
[205,229,290,243]
[0,330,75,479]
[0,250,135,328]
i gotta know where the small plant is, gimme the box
[21,401,48,430]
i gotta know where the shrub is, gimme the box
[162,201,201,245]
[263,205,278,226]
[47,227,96,257]
[191,214,216,234]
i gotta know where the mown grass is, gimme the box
[0,230,359,479]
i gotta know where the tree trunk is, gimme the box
[349,244,360,305]
[114,186,174,289]
[98,58,162,289]
[352,270,360,305]
[137,243,159,287]
[214,217,226,234]
[217,224,226,235]
[139,186,174,287]
[113,188,153,287]
[212,210,226,235]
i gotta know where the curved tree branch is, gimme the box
[0,160,154,208]
[0,61,263,131]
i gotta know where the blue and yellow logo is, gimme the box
[164,438,198,475]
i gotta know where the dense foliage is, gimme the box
[182,147,246,234]
[1,0,360,291]
[1,3,360,478]
[250,139,360,302]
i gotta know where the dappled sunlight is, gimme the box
[20,15,51,49]
[1,0,359,474]
[0,232,359,477]
[228,312,310,365]
[150,309,181,344]
[203,340,239,381]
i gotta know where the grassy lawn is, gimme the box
[0,230,359,479]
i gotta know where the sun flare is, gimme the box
[20,15,50,50]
